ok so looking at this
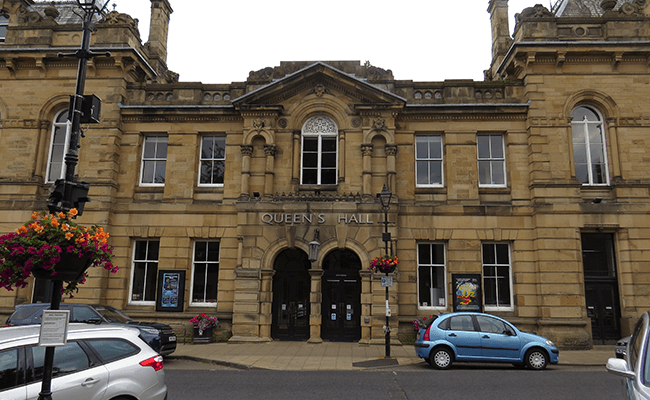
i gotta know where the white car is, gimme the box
[607,312,650,400]
[0,324,167,400]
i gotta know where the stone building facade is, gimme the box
[1,0,649,348]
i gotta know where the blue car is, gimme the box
[414,312,559,370]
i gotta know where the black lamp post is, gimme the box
[38,2,110,400]
[377,184,393,358]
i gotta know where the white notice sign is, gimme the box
[381,276,393,288]
[38,310,70,347]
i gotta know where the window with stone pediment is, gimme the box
[45,109,72,183]
[571,106,610,185]
[301,116,338,185]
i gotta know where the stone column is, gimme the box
[385,144,398,191]
[292,131,301,183]
[606,118,620,178]
[259,269,275,340]
[264,144,277,197]
[361,144,373,196]
[338,131,346,183]
[308,268,324,343]
[240,145,253,197]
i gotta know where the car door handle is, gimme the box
[482,335,490,339]
[448,333,457,337]
[81,378,101,387]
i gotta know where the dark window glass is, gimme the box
[449,315,475,331]
[86,339,139,363]
[32,342,89,380]
[581,233,616,278]
[0,349,18,391]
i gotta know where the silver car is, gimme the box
[0,324,167,400]
[607,312,650,399]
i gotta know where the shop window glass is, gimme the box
[417,243,446,308]
[191,241,220,304]
[130,240,159,303]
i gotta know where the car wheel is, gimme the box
[525,349,548,370]
[429,348,453,370]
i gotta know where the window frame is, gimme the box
[417,242,447,310]
[300,116,338,186]
[477,134,507,187]
[571,105,610,186]
[128,239,159,306]
[190,240,220,307]
[139,135,168,186]
[45,109,72,183]
[482,242,514,311]
[415,134,444,187]
[0,14,8,43]
[198,135,226,187]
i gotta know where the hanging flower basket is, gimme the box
[368,255,399,274]
[0,209,118,295]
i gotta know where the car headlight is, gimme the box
[545,340,555,347]
[140,327,159,335]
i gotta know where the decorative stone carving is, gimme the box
[43,4,60,20]
[516,4,554,25]
[311,84,329,97]
[303,116,337,134]
[240,145,253,157]
[278,118,288,128]
[385,144,398,157]
[361,144,373,157]
[351,118,361,128]
[619,0,646,15]
[600,0,617,11]
[372,116,386,132]
[264,145,278,157]
[252,118,265,129]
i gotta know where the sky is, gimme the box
[110,0,550,84]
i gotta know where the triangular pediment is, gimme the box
[232,62,406,110]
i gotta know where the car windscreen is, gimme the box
[93,306,132,323]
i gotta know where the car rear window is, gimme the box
[85,339,140,363]
[10,306,42,321]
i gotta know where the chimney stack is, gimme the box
[146,0,173,78]
[487,0,512,79]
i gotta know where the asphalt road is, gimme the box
[164,360,624,400]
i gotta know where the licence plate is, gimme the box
[169,336,177,342]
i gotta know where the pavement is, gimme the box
[167,340,616,371]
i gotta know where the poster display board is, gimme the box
[38,310,70,347]
[156,270,185,312]
[452,274,483,312]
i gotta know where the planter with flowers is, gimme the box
[368,255,399,274]
[190,313,218,343]
[0,209,117,296]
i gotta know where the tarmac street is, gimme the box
[167,341,616,371]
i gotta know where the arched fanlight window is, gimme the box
[571,106,609,185]
[301,116,338,185]
[45,109,72,183]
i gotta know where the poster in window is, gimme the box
[156,270,185,312]
[452,274,483,312]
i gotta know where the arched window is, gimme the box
[571,106,609,185]
[45,110,72,183]
[301,116,338,185]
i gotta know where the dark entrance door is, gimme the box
[582,233,621,344]
[321,250,361,342]
[271,249,311,341]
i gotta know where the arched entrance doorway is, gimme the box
[321,249,362,342]
[271,249,311,341]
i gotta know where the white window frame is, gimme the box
[198,135,226,187]
[0,14,8,43]
[417,243,447,309]
[128,239,159,306]
[140,135,167,186]
[415,135,444,187]
[482,242,514,311]
[571,106,610,186]
[45,110,72,183]
[190,241,220,306]
[477,134,507,187]
[300,116,338,185]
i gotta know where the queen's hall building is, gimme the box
[1,0,650,348]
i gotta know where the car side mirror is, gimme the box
[606,357,636,379]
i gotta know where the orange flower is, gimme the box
[57,212,66,219]
[61,223,70,232]
[16,226,28,234]
[65,232,74,240]
[69,208,78,217]
[31,212,39,220]
[51,219,59,228]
